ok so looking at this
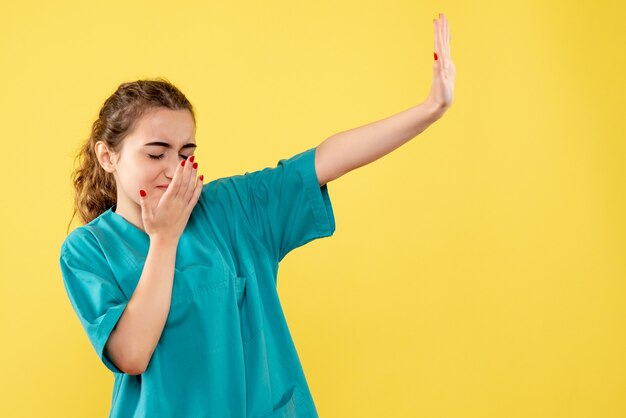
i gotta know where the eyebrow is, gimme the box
[144,141,197,150]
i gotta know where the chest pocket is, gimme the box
[172,263,229,305]
[165,261,229,327]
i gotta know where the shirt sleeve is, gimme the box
[59,229,129,374]
[209,146,336,262]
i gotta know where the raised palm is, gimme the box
[427,13,455,111]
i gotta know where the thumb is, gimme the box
[138,189,153,227]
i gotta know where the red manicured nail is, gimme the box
[193,162,198,169]
[140,189,146,197]
[434,52,438,60]
[189,155,195,162]
[181,160,185,166]
[199,175,204,181]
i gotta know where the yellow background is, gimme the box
[1,0,625,417]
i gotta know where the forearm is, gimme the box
[105,237,178,374]
[316,99,446,184]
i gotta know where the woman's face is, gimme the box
[108,107,197,209]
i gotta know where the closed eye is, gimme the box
[148,154,188,160]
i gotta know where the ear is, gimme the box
[95,141,117,173]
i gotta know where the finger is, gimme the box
[168,157,186,199]
[433,18,438,58]
[434,18,444,63]
[175,155,193,200]
[188,174,204,209]
[437,16,448,68]
[443,15,450,57]
[183,158,198,203]
[438,15,446,61]
[440,14,446,47]
[138,188,152,226]
[443,15,450,47]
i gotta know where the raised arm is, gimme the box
[315,13,455,186]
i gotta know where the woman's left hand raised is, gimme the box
[426,13,456,112]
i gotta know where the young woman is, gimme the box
[59,13,454,418]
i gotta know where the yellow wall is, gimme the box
[1,0,624,416]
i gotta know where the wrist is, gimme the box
[424,96,448,117]
[149,234,179,249]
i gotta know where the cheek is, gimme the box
[124,161,160,185]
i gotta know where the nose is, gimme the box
[164,163,177,180]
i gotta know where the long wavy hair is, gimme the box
[66,77,196,234]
